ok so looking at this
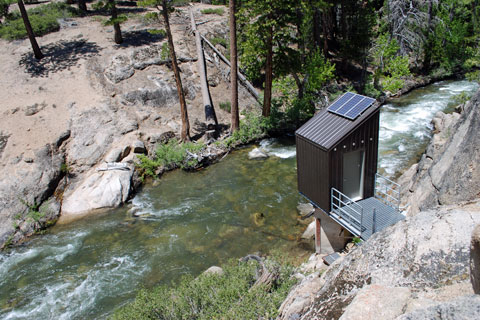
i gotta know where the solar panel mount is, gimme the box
[327,92,376,120]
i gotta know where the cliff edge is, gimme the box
[278,87,480,320]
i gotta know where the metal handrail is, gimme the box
[331,188,364,236]
[375,173,400,210]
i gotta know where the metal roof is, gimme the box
[296,98,379,151]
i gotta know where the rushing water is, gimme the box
[0,139,305,319]
[378,80,479,177]
[0,80,478,319]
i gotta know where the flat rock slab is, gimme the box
[340,285,411,320]
[61,166,133,218]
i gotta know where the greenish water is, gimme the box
[0,139,306,319]
[1,80,478,319]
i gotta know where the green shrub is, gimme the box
[160,41,170,60]
[0,2,78,40]
[224,112,268,147]
[209,36,227,47]
[219,101,231,113]
[453,92,472,105]
[112,258,296,320]
[136,139,205,179]
[201,8,224,15]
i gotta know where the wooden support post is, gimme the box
[315,218,321,254]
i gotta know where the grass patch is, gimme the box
[112,257,296,320]
[0,2,79,40]
[209,36,227,48]
[219,101,231,113]
[136,139,204,179]
[201,7,224,15]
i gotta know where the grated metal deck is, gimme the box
[330,197,405,240]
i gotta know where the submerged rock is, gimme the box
[248,148,269,160]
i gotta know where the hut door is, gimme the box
[343,150,365,201]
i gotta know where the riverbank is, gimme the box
[0,2,260,249]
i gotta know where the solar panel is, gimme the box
[327,92,376,120]
[327,92,355,112]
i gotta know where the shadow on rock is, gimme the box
[19,39,102,77]
[116,29,166,48]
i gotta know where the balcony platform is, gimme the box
[330,196,405,240]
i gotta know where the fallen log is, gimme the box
[190,9,218,135]
[240,254,280,291]
[200,34,260,103]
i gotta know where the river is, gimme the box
[0,80,478,319]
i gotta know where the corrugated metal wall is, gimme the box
[296,136,330,211]
[296,110,380,213]
[331,111,380,201]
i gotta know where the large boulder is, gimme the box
[400,89,480,215]
[0,144,64,247]
[104,53,135,84]
[339,285,412,320]
[397,295,480,320]
[61,164,134,219]
[279,202,480,320]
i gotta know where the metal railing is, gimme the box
[331,188,364,236]
[375,173,400,211]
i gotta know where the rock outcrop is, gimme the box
[0,144,64,247]
[399,89,480,215]
[279,202,480,320]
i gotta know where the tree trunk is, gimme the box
[229,0,239,132]
[109,0,123,44]
[162,0,190,141]
[190,9,218,132]
[262,26,273,117]
[17,0,43,60]
[321,9,329,57]
[422,0,433,73]
[78,0,87,13]
[313,7,321,50]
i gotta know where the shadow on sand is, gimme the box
[19,39,102,77]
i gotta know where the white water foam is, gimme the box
[378,80,479,176]
[2,254,149,320]
[259,139,296,159]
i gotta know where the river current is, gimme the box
[0,80,478,319]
